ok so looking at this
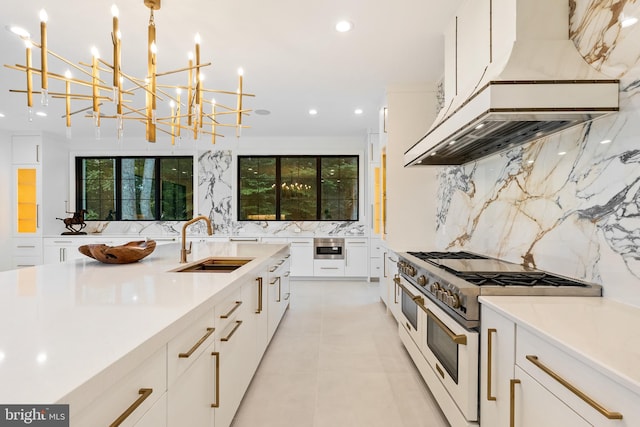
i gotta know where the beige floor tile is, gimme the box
[230,279,450,427]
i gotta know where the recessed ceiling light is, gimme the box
[558,151,567,156]
[308,109,318,116]
[600,139,612,144]
[621,16,638,28]
[354,108,363,115]
[335,20,353,32]
[36,111,47,117]
[0,113,5,118]
[255,109,271,116]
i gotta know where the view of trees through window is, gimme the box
[77,156,193,221]
[238,155,358,221]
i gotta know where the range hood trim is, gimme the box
[404,79,619,166]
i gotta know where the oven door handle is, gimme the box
[426,308,468,345]
[395,278,425,307]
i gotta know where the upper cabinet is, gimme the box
[12,135,41,165]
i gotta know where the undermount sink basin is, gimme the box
[174,257,254,273]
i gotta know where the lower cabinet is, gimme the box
[135,394,168,427]
[288,238,314,277]
[344,239,368,277]
[481,304,638,427]
[267,254,291,341]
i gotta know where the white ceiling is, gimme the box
[0,0,462,141]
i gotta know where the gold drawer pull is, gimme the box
[109,388,153,427]
[510,379,520,427]
[220,300,242,319]
[269,266,277,272]
[211,351,220,408]
[221,320,243,342]
[426,309,467,345]
[179,327,215,358]
[256,277,263,314]
[526,355,623,420]
[487,328,497,401]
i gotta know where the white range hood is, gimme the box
[404,0,619,166]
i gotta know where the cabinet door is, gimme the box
[513,366,592,427]
[12,135,40,164]
[167,342,214,427]
[135,393,167,427]
[480,305,516,427]
[345,239,368,277]
[247,272,269,362]
[288,239,314,276]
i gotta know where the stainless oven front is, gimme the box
[313,238,345,260]
[422,296,479,423]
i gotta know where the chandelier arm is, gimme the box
[119,70,166,102]
[44,49,107,84]
[199,88,256,97]
[155,62,212,78]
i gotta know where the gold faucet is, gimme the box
[180,216,213,263]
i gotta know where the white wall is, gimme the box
[385,84,440,251]
[0,130,12,271]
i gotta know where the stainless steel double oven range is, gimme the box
[394,251,602,427]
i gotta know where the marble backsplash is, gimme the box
[435,0,640,306]
[78,149,365,238]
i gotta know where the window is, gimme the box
[238,155,358,221]
[76,156,194,221]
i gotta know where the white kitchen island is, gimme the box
[0,241,290,426]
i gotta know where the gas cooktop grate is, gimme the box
[407,251,488,260]
[455,272,589,287]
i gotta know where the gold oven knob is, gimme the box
[417,275,427,287]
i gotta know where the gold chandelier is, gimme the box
[5,0,253,143]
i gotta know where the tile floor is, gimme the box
[231,279,450,427]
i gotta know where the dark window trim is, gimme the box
[75,155,194,221]
[237,155,360,222]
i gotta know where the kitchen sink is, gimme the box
[173,257,254,273]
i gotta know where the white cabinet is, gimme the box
[288,238,314,277]
[12,237,43,269]
[267,253,290,341]
[480,305,516,427]
[369,237,382,280]
[72,346,167,427]
[43,238,86,263]
[12,135,41,164]
[313,259,345,276]
[512,366,591,427]
[385,251,401,321]
[345,238,368,277]
[481,303,639,427]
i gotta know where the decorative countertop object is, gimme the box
[78,240,156,264]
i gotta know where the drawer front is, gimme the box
[167,309,216,385]
[313,259,345,276]
[72,346,166,427]
[13,256,43,268]
[516,327,638,426]
[216,288,244,334]
[13,238,43,256]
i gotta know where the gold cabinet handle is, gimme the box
[510,379,520,427]
[211,351,220,408]
[178,327,215,358]
[426,309,467,345]
[109,388,153,427]
[284,292,291,301]
[269,266,277,273]
[393,274,399,304]
[255,277,263,314]
[396,279,425,307]
[220,301,242,319]
[487,328,497,401]
[221,320,243,342]
[526,355,623,420]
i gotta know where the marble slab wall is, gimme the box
[435,0,640,306]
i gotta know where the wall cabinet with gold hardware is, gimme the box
[480,301,640,427]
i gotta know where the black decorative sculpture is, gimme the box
[57,210,88,235]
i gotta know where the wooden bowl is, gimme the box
[78,240,156,264]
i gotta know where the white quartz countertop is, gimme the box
[0,242,287,405]
[479,296,640,395]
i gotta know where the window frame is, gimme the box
[75,155,194,221]
[237,155,359,221]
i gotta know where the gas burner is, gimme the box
[407,251,488,260]
[456,272,590,287]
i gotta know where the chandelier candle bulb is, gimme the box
[111,4,120,90]
[25,40,33,108]
[64,70,71,127]
[237,67,243,126]
[39,9,48,106]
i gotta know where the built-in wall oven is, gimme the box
[313,238,344,259]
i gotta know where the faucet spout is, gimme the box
[180,215,213,263]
